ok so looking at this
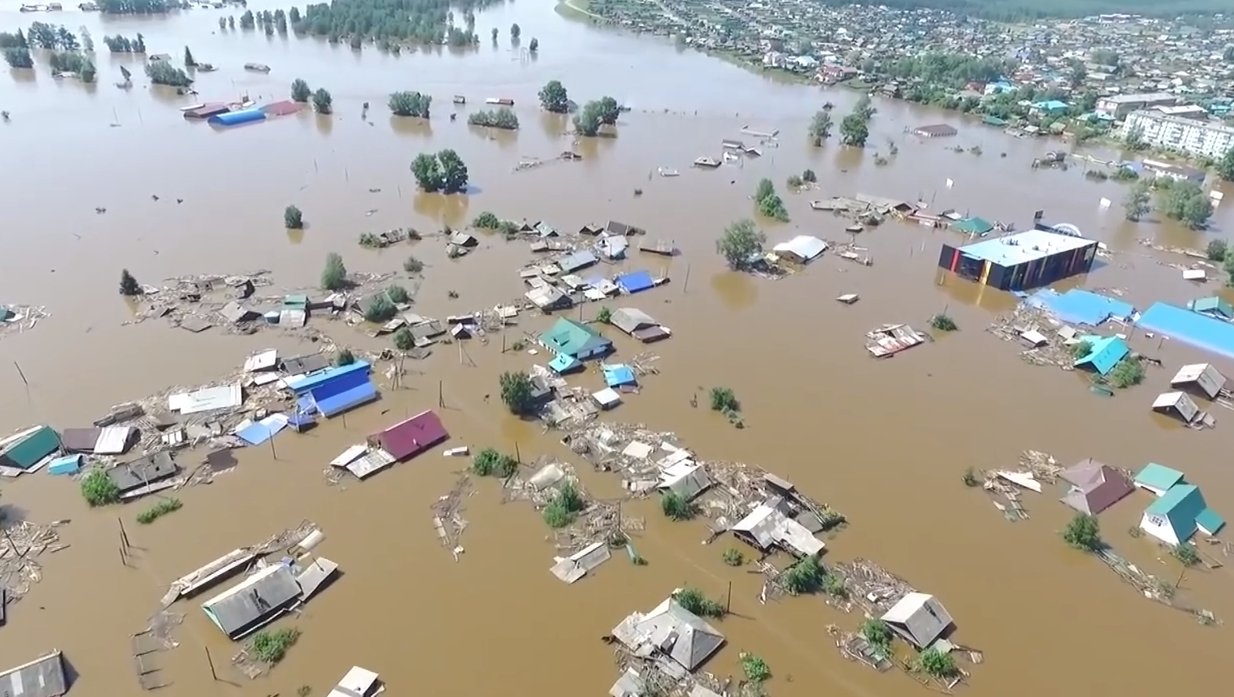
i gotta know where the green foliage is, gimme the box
[802,169,817,183]
[961,467,980,487]
[757,193,789,221]
[573,100,604,136]
[388,91,431,118]
[1173,543,1201,567]
[543,501,572,528]
[543,482,584,528]
[674,587,725,618]
[722,548,745,566]
[529,37,538,52]
[1124,180,1152,222]
[472,212,501,229]
[1107,357,1144,388]
[468,107,519,129]
[411,150,469,194]
[596,96,621,125]
[1070,340,1093,360]
[510,22,520,39]
[1063,513,1103,551]
[741,654,771,682]
[249,628,300,664]
[1205,239,1227,262]
[499,370,536,414]
[98,0,171,14]
[1158,181,1212,230]
[787,174,803,189]
[861,618,893,649]
[3,48,33,69]
[145,60,192,87]
[102,33,145,53]
[596,306,612,324]
[311,88,333,114]
[840,113,869,146]
[0,31,28,50]
[403,255,424,274]
[889,52,1009,87]
[335,349,356,366]
[49,51,89,74]
[661,492,695,521]
[781,555,824,595]
[390,327,413,350]
[716,219,765,270]
[26,22,78,50]
[709,387,739,412]
[136,497,182,524]
[929,313,957,332]
[1218,147,1234,182]
[364,295,397,323]
[82,469,121,506]
[472,448,518,477]
[386,284,410,304]
[80,59,96,83]
[854,93,876,120]
[538,80,569,113]
[183,45,196,67]
[284,205,303,229]
[917,647,958,679]
[809,109,832,146]
[119,269,141,296]
[286,0,478,44]
[321,252,348,290]
[822,572,848,599]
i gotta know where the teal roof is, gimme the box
[952,217,993,235]
[1145,484,1219,542]
[548,353,582,374]
[1188,296,1234,319]
[1073,335,1129,376]
[0,425,60,470]
[1196,507,1225,534]
[284,294,309,308]
[0,306,12,322]
[540,318,611,358]
[1135,463,1185,491]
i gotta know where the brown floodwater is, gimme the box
[2,2,1233,696]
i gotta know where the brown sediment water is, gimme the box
[1,3,1232,696]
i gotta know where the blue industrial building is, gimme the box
[1138,303,1234,360]
[287,361,378,418]
[209,108,267,127]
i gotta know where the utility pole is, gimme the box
[726,581,733,614]
[514,441,522,463]
[438,379,444,408]
[117,518,130,550]
[682,264,691,294]
[205,646,218,681]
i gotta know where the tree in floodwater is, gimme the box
[491,27,497,43]
[119,269,142,296]
[3,48,33,69]
[312,88,333,114]
[291,78,311,102]
[538,80,568,113]
[1124,180,1151,222]
[716,219,765,270]
[808,109,832,145]
[183,45,196,67]
[510,23,520,40]
[529,37,538,52]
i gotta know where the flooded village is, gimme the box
[2,2,1234,697]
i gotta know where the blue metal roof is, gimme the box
[616,270,655,294]
[1073,335,1128,376]
[286,361,371,394]
[1024,289,1135,326]
[209,108,267,126]
[1138,302,1234,360]
[549,353,582,374]
[312,380,379,417]
[603,364,637,387]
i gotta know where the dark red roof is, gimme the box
[372,410,448,461]
[261,100,302,117]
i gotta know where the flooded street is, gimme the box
[2,2,1233,696]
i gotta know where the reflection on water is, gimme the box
[286,227,305,245]
[390,115,433,138]
[710,270,757,311]
[315,112,333,135]
[413,190,471,227]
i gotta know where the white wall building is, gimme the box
[1122,110,1234,160]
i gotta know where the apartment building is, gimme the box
[1122,110,1234,160]
[1096,92,1179,120]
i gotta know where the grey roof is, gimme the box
[281,353,331,375]
[107,451,178,492]
[202,564,301,637]
[610,307,659,335]
[60,427,102,452]
[880,592,953,649]
[0,650,68,697]
[612,597,725,672]
[557,250,598,273]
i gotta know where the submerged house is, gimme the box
[0,425,60,472]
[771,235,827,264]
[1187,296,1234,321]
[525,284,572,311]
[201,563,302,639]
[1152,391,1203,424]
[1060,459,1134,515]
[731,497,824,558]
[1171,363,1226,399]
[937,229,1098,291]
[0,650,68,697]
[1133,463,1185,496]
[107,451,179,499]
[880,592,954,649]
[1136,302,1234,361]
[1140,484,1225,546]
[540,318,612,360]
[611,596,725,674]
[610,308,671,343]
[1072,335,1129,376]
[369,410,448,463]
[287,361,379,419]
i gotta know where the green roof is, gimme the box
[0,425,60,470]
[1188,296,1234,318]
[540,318,611,358]
[0,306,12,322]
[952,216,993,235]
[1134,463,1184,491]
[283,294,309,308]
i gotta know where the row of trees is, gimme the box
[411,150,469,193]
[389,90,432,118]
[840,94,874,147]
[0,30,28,50]
[146,60,192,87]
[102,33,146,53]
[1124,178,1213,230]
[26,22,79,51]
[468,107,518,130]
[573,96,620,137]
[288,0,504,47]
[98,0,172,14]
[290,79,332,114]
[753,179,788,222]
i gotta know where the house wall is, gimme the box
[1140,512,1180,546]
[576,344,610,360]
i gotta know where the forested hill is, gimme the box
[813,0,1229,21]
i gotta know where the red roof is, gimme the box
[371,410,448,461]
[261,100,302,117]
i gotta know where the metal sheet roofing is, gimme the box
[1138,302,1234,360]
[772,235,827,262]
[958,229,1095,267]
[1073,335,1129,376]
[0,650,68,697]
[202,563,301,638]
[881,592,953,649]
[372,410,448,461]
[1024,289,1135,326]
[168,384,242,415]
[286,361,371,394]
[616,270,655,294]
[612,597,725,672]
[1134,463,1185,492]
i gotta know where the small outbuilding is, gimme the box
[1170,363,1226,399]
[1152,391,1202,424]
[328,666,384,697]
[615,270,656,294]
[1072,335,1129,376]
[201,563,301,639]
[1134,463,1185,496]
[1187,296,1234,320]
[771,235,827,264]
[1060,458,1134,515]
[610,308,671,343]
[0,650,68,697]
[880,592,954,649]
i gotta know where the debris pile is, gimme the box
[0,518,66,601]
[987,304,1080,369]
[0,304,50,339]
[431,473,473,560]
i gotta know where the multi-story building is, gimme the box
[1096,92,1179,120]
[1122,110,1234,160]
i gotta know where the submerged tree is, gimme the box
[716,220,765,270]
[510,22,520,40]
[183,45,196,67]
[320,252,347,291]
[499,371,535,414]
[1063,513,1103,551]
[3,48,33,69]
[808,109,833,145]
[411,150,468,194]
[145,61,192,87]
[1124,180,1151,222]
[291,78,311,102]
[573,100,605,136]
[840,113,869,146]
[529,37,538,52]
[119,269,142,296]
[388,90,431,118]
[284,205,304,229]
[312,88,333,114]
[538,80,568,113]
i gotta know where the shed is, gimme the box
[60,427,102,453]
[281,354,331,375]
[1072,335,1129,376]
[1060,459,1134,515]
[605,220,644,236]
[951,216,993,235]
[0,426,60,471]
[557,250,598,274]
[1187,296,1234,320]
[610,308,670,343]
[616,270,655,294]
[369,410,448,462]
[880,592,954,649]
[611,597,725,673]
[772,235,827,263]
[1140,484,1224,546]
[449,231,478,247]
[549,541,612,584]
[220,301,260,324]
[592,387,622,409]
[328,666,384,697]
[1133,463,1185,496]
[201,563,301,639]
[1170,363,1226,399]
[0,650,68,697]
[94,426,137,455]
[107,451,179,494]
[525,284,572,311]
[549,353,583,374]
[47,454,83,476]
[1152,391,1201,424]
[731,498,824,557]
[603,364,637,388]
[209,108,267,127]
[540,318,612,360]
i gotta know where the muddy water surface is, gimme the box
[1,2,1233,696]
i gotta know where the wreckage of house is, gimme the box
[880,592,954,649]
[731,496,825,558]
[612,596,725,675]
